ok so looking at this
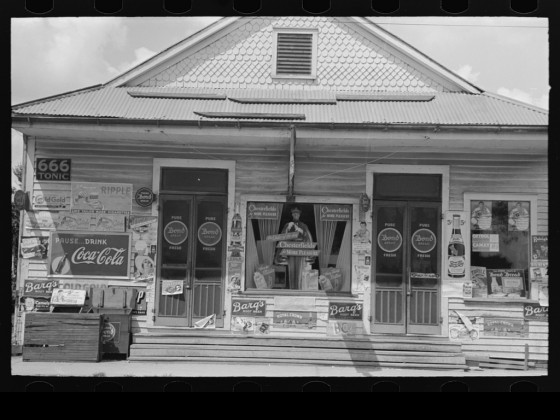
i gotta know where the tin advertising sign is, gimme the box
[71,182,132,213]
[48,232,131,278]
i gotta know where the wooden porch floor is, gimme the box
[128,330,468,370]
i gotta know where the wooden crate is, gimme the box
[23,313,103,362]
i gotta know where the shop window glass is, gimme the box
[469,199,531,299]
[245,202,352,293]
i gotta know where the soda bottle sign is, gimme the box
[448,215,466,278]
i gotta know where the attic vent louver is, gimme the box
[276,32,314,76]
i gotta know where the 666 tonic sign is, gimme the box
[48,232,131,278]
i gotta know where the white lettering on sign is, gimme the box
[71,247,126,266]
[232,300,265,313]
[329,303,362,317]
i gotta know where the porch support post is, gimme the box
[287,125,296,201]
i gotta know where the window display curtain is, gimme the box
[245,220,259,288]
[314,205,337,270]
[257,203,283,266]
[336,221,352,292]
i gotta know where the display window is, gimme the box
[245,201,353,293]
[466,194,537,299]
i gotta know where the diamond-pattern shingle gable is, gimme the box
[139,17,445,92]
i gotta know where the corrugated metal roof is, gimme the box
[12,87,548,126]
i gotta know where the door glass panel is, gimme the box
[375,206,404,287]
[409,206,439,288]
[158,198,191,317]
[195,199,225,269]
[161,200,191,265]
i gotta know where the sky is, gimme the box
[10,16,549,186]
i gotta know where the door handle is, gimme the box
[407,269,412,297]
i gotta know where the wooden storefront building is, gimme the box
[12,17,548,368]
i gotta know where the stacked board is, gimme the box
[23,313,103,362]
[129,331,468,370]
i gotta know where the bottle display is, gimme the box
[448,215,466,278]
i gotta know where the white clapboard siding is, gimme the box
[448,297,548,362]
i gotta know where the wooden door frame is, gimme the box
[365,164,449,336]
[149,159,236,329]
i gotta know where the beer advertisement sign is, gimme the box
[48,232,131,278]
[444,211,470,281]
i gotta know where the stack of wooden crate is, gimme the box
[23,313,103,362]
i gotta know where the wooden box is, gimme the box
[23,313,103,362]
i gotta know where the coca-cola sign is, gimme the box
[48,232,131,278]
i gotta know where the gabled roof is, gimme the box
[12,87,548,127]
[11,17,548,128]
[105,16,481,94]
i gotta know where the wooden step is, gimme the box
[127,356,468,371]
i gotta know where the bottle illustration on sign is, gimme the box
[54,253,69,275]
[448,215,466,278]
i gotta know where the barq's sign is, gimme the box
[48,232,131,278]
[328,302,363,320]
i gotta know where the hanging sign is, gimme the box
[13,190,29,211]
[35,158,71,181]
[328,302,363,320]
[48,232,131,278]
[134,187,155,207]
[232,299,267,316]
[319,204,351,221]
[247,202,280,220]
[71,182,132,213]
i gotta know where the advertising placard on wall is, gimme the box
[23,279,60,297]
[531,235,548,268]
[319,204,351,221]
[129,215,158,283]
[21,237,49,259]
[247,202,281,220]
[444,211,469,281]
[55,212,126,232]
[32,190,71,210]
[328,302,363,320]
[273,311,317,329]
[35,158,71,181]
[232,299,267,316]
[48,232,131,278]
[71,182,132,214]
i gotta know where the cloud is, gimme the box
[11,17,128,103]
[497,87,549,109]
[107,46,157,77]
[455,65,480,83]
